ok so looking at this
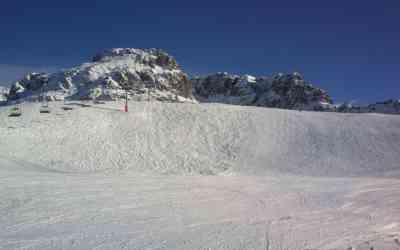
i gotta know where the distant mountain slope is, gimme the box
[336,99,400,114]
[1,102,399,177]
[192,72,332,111]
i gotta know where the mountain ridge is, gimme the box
[2,48,399,114]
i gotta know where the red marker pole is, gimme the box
[124,90,128,112]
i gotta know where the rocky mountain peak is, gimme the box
[2,48,397,114]
[92,48,180,70]
[192,72,332,110]
[7,48,193,102]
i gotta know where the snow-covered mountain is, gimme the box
[0,86,8,103]
[7,48,194,102]
[334,99,400,114]
[367,99,400,114]
[192,72,332,110]
[5,49,332,110]
[4,48,398,114]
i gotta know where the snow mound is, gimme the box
[1,101,399,177]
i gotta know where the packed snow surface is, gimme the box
[1,101,400,249]
[1,101,399,176]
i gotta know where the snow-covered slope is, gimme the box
[1,101,399,177]
[7,48,193,102]
[1,167,399,250]
[1,101,400,250]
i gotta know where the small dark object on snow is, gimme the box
[9,107,22,117]
[40,106,51,113]
[62,106,74,111]
[40,109,51,114]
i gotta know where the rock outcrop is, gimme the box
[7,48,194,102]
[192,72,333,110]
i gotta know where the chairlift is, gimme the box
[40,104,51,114]
[81,103,91,108]
[39,97,51,113]
[62,106,74,111]
[62,98,74,111]
[91,87,105,104]
[9,106,22,117]
[94,100,106,104]
[39,83,51,114]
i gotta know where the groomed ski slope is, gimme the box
[0,101,400,177]
[0,101,400,250]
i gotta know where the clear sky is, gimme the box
[0,0,399,103]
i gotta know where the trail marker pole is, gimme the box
[124,90,128,112]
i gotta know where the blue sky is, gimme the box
[0,0,399,103]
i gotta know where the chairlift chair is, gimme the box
[81,103,91,108]
[62,106,74,111]
[40,104,51,114]
[39,84,51,113]
[9,106,22,117]
[94,100,106,104]
[62,99,74,111]
[40,98,51,114]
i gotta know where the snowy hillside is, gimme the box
[1,101,400,250]
[1,101,399,176]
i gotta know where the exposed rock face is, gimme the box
[7,48,194,102]
[192,72,333,110]
[92,48,179,70]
